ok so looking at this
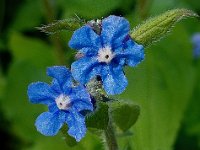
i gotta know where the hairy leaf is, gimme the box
[110,101,140,132]
[37,18,85,34]
[131,9,199,47]
[86,102,109,130]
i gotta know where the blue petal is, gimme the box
[50,79,62,94]
[35,111,66,136]
[101,15,130,49]
[72,100,93,112]
[71,57,101,84]
[48,102,59,113]
[79,47,98,57]
[70,85,93,112]
[66,110,86,142]
[71,85,91,101]
[69,25,101,50]
[116,39,145,67]
[47,66,73,95]
[27,82,55,105]
[101,65,128,95]
[47,66,72,88]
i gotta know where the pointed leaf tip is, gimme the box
[131,9,199,47]
[37,18,85,34]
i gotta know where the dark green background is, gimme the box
[0,0,200,149]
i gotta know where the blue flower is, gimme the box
[69,15,144,95]
[27,66,93,142]
[192,33,200,59]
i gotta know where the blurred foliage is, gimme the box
[119,24,197,150]
[0,0,200,150]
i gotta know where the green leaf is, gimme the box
[86,101,109,130]
[11,0,42,31]
[9,32,55,68]
[37,18,84,34]
[2,61,47,141]
[183,61,200,144]
[131,9,199,47]
[60,125,77,147]
[110,101,140,132]
[25,132,102,150]
[2,32,56,141]
[183,0,200,10]
[120,25,196,150]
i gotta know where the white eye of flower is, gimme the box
[96,19,102,25]
[97,46,115,64]
[55,94,71,110]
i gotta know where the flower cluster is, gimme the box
[27,15,144,142]
[69,15,144,95]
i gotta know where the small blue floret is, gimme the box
[69,15,145,95]
[27,66,93,142]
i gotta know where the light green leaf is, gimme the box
[120,25,196,150]
[131,9,199,47]
[110,101,140,132]
[2,31,56,141]
[86,101,109,130]
[2,61,47,141]
[183,61,200,146]
[9,32,55,68]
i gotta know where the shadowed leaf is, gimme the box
[110,101,140,132]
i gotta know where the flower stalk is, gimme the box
[104,114,118,150]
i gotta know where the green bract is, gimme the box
[131,9,199,47]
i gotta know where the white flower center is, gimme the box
[97,46,115,64]
[55,94,71,110]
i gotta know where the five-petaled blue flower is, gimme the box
[27,66,93,142]
[192,33,200,59]
[69,15,144,95]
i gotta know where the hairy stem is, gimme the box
[104,115,118,150]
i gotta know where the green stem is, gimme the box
[104,116,118,150]
[87,78,118,149]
